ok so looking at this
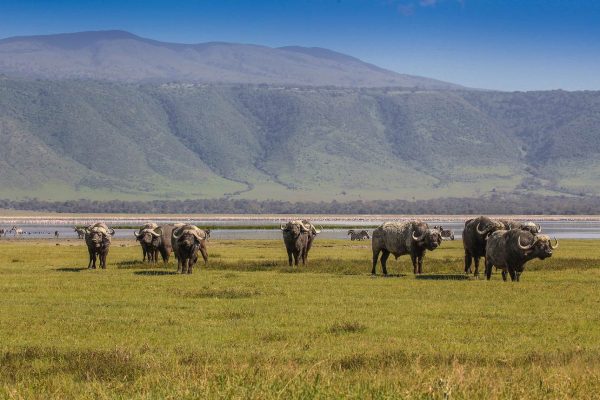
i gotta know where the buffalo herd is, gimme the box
[75,216,556,281]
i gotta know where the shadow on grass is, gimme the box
[55,267,87,272]
[134,270,178,276]
[117,260,167,270]
[415,274,470,280]
[371,273,408,278]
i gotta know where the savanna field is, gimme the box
[1,238,600,399]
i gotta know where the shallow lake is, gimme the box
[3,220,600,240]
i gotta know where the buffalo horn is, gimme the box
[412,230,426,241]
[172,227,183,240]
[476,222,488,235]
[517,235,534,250]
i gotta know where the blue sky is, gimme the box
[1,0,599,90]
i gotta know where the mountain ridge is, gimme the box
[0,30,461,89]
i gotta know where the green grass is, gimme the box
[1,238,600,399]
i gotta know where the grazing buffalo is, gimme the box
[74,227,86,239]
[281,220,322,266]
[433,225,455,241]
[371,221,442,275]
[134,223,160,262]
[485,230,558,281]
[348,229,370,241]
[171,225,208,274]
[84,223,115,269]
[462,216,506,276]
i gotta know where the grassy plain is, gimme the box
[1,238,600,399]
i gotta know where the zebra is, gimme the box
[74,227,86,239]
[10,226,23,236]
[347,229,370,241]
[433,226,455,241]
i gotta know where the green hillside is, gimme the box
[1,79,599,201]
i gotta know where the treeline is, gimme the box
[1,195,600,215]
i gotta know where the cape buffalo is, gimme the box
[462,216,506,276]
[348,229,370,241]
[281,220,322,266]
[171,224,208,274]
[485,230,558,281]
[497,219,542,234]
[148,223,184,264]
[134,223,160,262]
[371,221,442,275]
[84,222,115,269]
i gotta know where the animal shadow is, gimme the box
[134,270,178,276]
[55,267,87,272]
[370,273,408,278]
[415,274,470,281]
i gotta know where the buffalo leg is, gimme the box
[411,254,418,274]
[473,256,481,277]
[287,250,293,266]
[100,252,106,269]
[501,270,508,281]
[159,248,170,264]
[380,250,390,275]
[199,247,208,265]
[177,256,183,273]
[187,258,193,274]
[485,259,493,280]
[417,256,424,274]
[508,267,517,282]
[371,249,381,275]
[87,249,94,269]
[464,252,472,274]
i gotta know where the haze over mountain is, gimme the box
[0,30,460,89]
[1,78,599,201]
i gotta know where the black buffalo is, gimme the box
[485,230,558,281]
[171,225,208,274]
[497,219,542,234]
[371,221,442,275]
[281,220,321,266]
[84,222,115,269]
[134,223,160,263]
[462,216,506,276]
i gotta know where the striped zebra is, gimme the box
[74,227,86,239]
[10,226,23,236]
[433,226,454,240]
[347,229,370,241]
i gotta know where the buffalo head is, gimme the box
[517,233,557,260]
[412,227,442,250]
